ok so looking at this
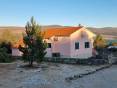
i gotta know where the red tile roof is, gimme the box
[43,27,82,39]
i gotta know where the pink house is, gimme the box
[44,26,96,59]
[12,38,24,56]
[12,26,96,59]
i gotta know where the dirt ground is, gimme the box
[0,61,117,88]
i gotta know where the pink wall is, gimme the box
[45,36,71,58]
[55,37,71,58]
[70,28,95,58]
[45,27,96,59]
[12,48,22,56]
[45,39,52,57]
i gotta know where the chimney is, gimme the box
[78,24,83,27]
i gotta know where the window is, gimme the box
[48,43,51,48]
[75,42,79,49]
[52,53,60,57]
[85,42,90,48]
[53,37,58,41]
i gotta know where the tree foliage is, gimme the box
[19,17,47,66]
[93,35,107,59]
[0,42,12,63]
[93,34,106,49]
[0,42,12,54]
[112,42,117,46]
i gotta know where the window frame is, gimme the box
[53,37,58,41]
[48,43,51,48]
[75,42,79,50]
[52,53,60,57]
[85,42,90,48]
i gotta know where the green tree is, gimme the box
[112,42,117,46]
[0,46,12,63]
[19,17,47,67]
[93,34,106,49]
[93,34,107,59]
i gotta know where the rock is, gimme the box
[19,70,23,72]
[0,84,3,86]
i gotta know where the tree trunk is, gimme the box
[30,60,33,67]
[29,58,33,67]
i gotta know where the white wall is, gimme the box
[12,48,23,56]
[70,28,95,59]
[45,36,71,58]
[55,37,71,58]
[44,39,52,57]
[45,27,96,59]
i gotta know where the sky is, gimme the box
[0,0,117,27]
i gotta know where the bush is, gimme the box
[94,34,106,49]
[0,42,12,54]
[0,47,12,63]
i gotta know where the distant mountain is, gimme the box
[0,27,25,36]
[87,27,117,40]
[0,25,117,40]
[41,25,69,30]
[87,27,117,36]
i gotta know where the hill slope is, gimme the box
[0,26,117,40]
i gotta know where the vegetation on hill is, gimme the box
[88,27,117,36]
[0,29,20,45]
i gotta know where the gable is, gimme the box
[84,28,96,39]
[70,27,96,39]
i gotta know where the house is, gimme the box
[12,39,24,56]
[12,26,96,59]
[12,47,23,56]
[44,26,96,59]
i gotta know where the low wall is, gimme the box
[43,57,107,65]
[108,57,117,64]
[43,57,78,64]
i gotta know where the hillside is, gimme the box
[0,26,117,40]
[0,27,25,36]
[88,27,117,39]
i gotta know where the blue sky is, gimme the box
[0,0,117,27]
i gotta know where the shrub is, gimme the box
[0,47,12,63]
[0,42,12,54]
[94,34,106,49]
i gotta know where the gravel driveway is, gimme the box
[0,61,116,88]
